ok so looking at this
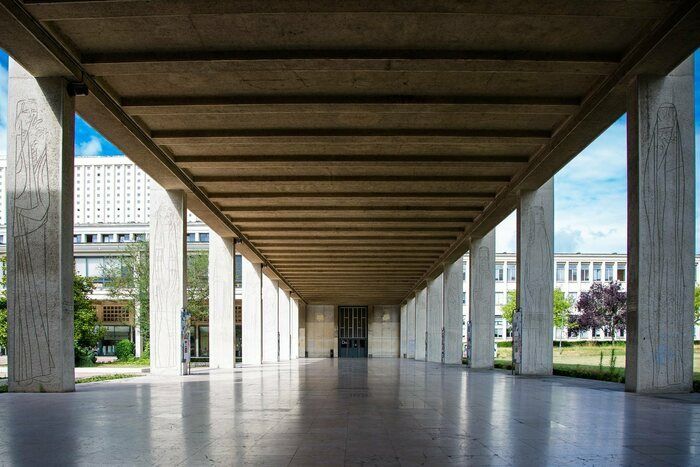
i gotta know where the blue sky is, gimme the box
[0,49,698,253]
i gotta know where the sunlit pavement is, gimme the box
[0,358,699,466]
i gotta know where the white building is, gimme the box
[463,252,700,345]
[0,155,698,356]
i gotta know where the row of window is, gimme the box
[73,232,210,244]
[491,261,627,283]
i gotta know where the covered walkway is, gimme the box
[1,359,699,465]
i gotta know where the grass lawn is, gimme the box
[493,343,700,389]
[0,373,144,393]
[95,357,150,368]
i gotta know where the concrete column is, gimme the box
[400,304,407,358]
[6,59,75,392]
[279,288,291,361]
[443,258,464,364]
[261,273,279,363]
[515,179,554,376]
[298,301,306,357]
[626,57,695,393]
[427,274,443,363]
[134,299,142,358]
[415,287,428,361]
[242,256,263,365]
[406,296,416,358]
[469,231,496,369]
[208,230,236,369]
[149,185,187,376]
[290,299,299,359]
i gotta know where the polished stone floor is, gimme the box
[0,358,699,466]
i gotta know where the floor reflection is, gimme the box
[0,358,698,465]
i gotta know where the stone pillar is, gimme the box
[298,301,306,357]
[279,288,291,361]
[134,299,142,358]
[415,287,428,361]
[406,296,416,358]
[400,304,407,358]
[626,57,695,393]
[515,179,554,375]
[290,299,299,359]
[443,258,464,364]
[427,274,443,363]
[208,230,236,369]
[149,185,187,376]
[242,256,263,365]
[469,231,496,369]
[6,59,75,392]
[261,273,279,363]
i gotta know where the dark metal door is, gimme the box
[338,306,368,358]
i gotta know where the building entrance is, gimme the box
[338,306,368,358]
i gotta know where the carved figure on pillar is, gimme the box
[11,99,53,385]
[641,103,686,389]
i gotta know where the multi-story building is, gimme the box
[0,155,243,357]
[463,252,700,344]
[0,156,697,358]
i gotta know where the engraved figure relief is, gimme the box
[473,246,491,311]
[641,103,686,389]
[151,205,181,369]
[11,99,54,385]
[523,205,551,369]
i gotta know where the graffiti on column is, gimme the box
[523,205,551,369]
[152,204,180,369]
[641,103,687,390]
[11,99,54,385]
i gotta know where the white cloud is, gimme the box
[76,136,103,157]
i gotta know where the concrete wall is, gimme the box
[306,305,337,357]
[369,305,400,357]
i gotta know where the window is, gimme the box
[495,263,504,281]
[235,255,242,287]
[103,305,129,323]
[187,233,196,243]
[617,263,626,282]
[73,235,82,244]
[102,234,114,243]
[199,233,209,243]
[581,263,590,282]
[495,292,505,305]
[556,262,565,282]
[117,234,130,243]
[605,263,614,282]
[134,233,146,242]
[76,257,110,282]
[568,263,578,282]
[568,292,578,303]
[593,262,602,281]
[506,263,516,282]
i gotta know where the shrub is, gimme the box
[74,346,96,367]
[115,339,135,361]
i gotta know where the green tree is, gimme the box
[73,274,105,351]
[553,288,574,348]
[694,285,700,325]
[501,290,517,324]
[101,241,150,345]
[187,251,209,322]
